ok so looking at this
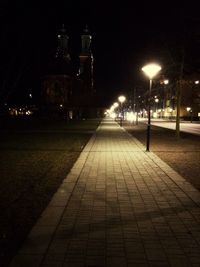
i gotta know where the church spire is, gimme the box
[81,25,92,54]
[79,25,94,93]
[55,24,70,61]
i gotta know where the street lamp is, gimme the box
[154,98,159,117]
[113,102,119,120]
[113,102,119,108]
[186,107,192,122]
[118,95,126,126]
[142,63,161,151]
[162,79,169,118]
[169,108,173,120]
[163,79,169,85]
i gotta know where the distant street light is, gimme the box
[118,95,126,126]
[163,79,169,85]
[118,95,126,103]
[112,102,119,120]
[154,98,159,116]
[142,63,161,151]
[113,102,119,108]
[162,79,169,118]
[169,108,173,120]
[186,107,193,123]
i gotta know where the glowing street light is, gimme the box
[142,64,161,79]
[163,79,169,85]
[118,95,126,126]
[142,63,161,151]
[186,107,193,122]
[113,102,119,108]
[118,95,126,103]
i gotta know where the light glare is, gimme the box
[164,79,169,85]
[113,102,119,108]
[118,95,126,103]
[142,63,161,79]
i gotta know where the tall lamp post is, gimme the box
[186,107,192,123]
[162,79,169,118]
[113,102,119,120]
[118,95,126,126]
[142,63,161,151]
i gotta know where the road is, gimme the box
[150,120,200,136]
[139,118,200,136]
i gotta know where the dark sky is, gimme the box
[0,1,200,106]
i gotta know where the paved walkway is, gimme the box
[10,119,200,267]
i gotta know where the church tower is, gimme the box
[79,25,94,94]
[55,24,70,62]
[42,24,72,115]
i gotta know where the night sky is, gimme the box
[0,1,200,106]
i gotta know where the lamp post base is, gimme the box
[146,124,150,152]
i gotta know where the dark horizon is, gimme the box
[1,1,200,107]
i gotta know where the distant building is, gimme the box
[146,74,200,120]
[160,75,200,119]
[42,25,100,118]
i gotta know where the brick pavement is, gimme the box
[10,119,200,267]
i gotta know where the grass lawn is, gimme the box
[0,117,101,266]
